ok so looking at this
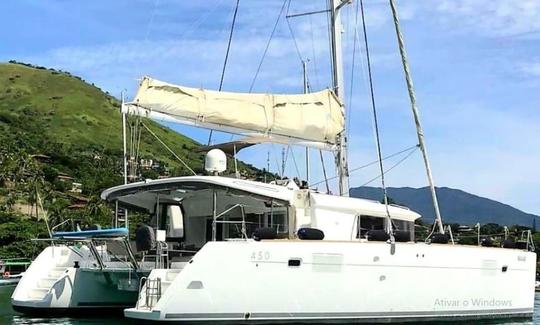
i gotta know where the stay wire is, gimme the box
[208,0,241,145]
[356,146,418,188]
[358,0,394,236]
[288,146,302,180]
[310,144,418,187]
[346,0,360,138]
[249,0,289,92]
[325,0,334,88]
[285,0,304,63]
[141,123,196,176]
[219,0,240,92]
[309,15,321,90]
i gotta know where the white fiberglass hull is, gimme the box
[125,240,535,323]
[11,246,142,315]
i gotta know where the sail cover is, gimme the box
[125,77,344,149]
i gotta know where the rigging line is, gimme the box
[346,0,360,138]
[176,0,229,41]
[283,145,291,176]
[309,15,321,90]
[271,143,283,178]
[144,0,160,42]
[310,144,418,187]
[389,0,445,236]
[285,0,304,62]
[325,0,335,89]
[132,118,138,179]
[249,0,289,92]
[288,146,302,180]
[141,123,196,176]
[356,146,418,189]
[319,149,331,194]
[286,9,330,19]
[219,0,240,92]
[136,0,159,75]
[134,117,143,177]
[208,0,241,145]
[360,0,393,235]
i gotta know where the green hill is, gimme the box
[0,61,202,171]
[0,61,266,258]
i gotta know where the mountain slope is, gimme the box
[350,186,537,227]
[0,62,266,180]
[0,62,202,170]
[0,61,269,258]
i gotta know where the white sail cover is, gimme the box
[126,77,344,148]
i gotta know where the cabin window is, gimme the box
[357,215,385,238]
[356,216,414,240]
[218,196,289,240]
[392,220,415,241]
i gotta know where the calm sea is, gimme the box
[1,285,539,324]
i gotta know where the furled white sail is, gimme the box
[125,77,344,149]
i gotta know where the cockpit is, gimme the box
[102,178,292,252]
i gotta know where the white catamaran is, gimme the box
[10,228,149,314]
[114,0,536,323]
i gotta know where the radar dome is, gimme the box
[205,149,227,175]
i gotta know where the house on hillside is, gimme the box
[56,173,74,182]
[140,159,153,169]
[67,194,89,210]
[70,182,82,194]
[56,173,84,194]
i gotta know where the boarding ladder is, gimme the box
[144,277,162,308]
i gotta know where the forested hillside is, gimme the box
[0,62,266,257]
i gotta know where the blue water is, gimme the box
[1,285,539,324]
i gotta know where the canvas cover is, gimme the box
[126,77,344,147]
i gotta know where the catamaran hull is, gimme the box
[123,312,533,324]
[125,241,535,323]
[11,246,142,316]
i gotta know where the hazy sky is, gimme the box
[1,0,539,215]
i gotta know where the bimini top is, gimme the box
[101,176,421,223]
[101,176,294,203]
[52,227,129,239]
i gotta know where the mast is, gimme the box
[388,0,444,234]
[330,0,350,196]
[121,91,129,229]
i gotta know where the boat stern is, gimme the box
[124,307,163,321]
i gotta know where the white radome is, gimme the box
[205,149,227,174]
